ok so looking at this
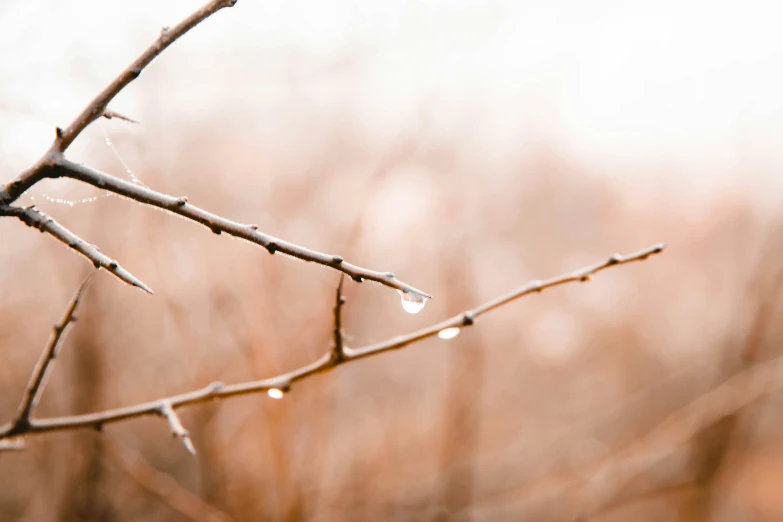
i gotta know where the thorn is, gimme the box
[102,109,139,124]
[159,402,197,456]
[55,127,64,139]
[134,280,155,295]
[332,255,343,264]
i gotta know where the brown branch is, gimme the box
[0,0,430,299]
[49,159,430,297]
[0,204,152,293]
[0,244,664,441]
[332,274,347,363]
[0,0,237,204]
[56,0,236,152]
[6,274,94,437]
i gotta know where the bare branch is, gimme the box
[6,275,94,437]
[348,242,665,359]
[0,204,152,293]
[1,0,237,204]
[0,0,430,300]
[50,159,430,297]
[158,402,196,455]
[331,274,347,363]
[57,0,236,152]
[0,244,663,441]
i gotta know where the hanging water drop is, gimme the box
[398,290,428,314]
[438,327,461,340]
[267,388,284,400]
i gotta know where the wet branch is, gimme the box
[0,0,237,203]
[0,0,429,299]
[0,244,664,442]
[51,159,429,297]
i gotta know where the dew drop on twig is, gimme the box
[267,388,284,400]
[438,327,461,340]
[398,290,428,314]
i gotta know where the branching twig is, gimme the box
[49,159,429,297]
[0,244,664,441]
[0,0,429,299]
[6,274,94,437]
[0,0,237,204]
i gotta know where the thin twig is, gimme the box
[332,274,347,363]
[158,402,196,455]
[0,244,664,441]
[49,159,429,297]
[0,0,237,204]
[6,274,94,437]
[0,0,429,299]
[0,204,152,293]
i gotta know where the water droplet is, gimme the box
[103,119,147,186]
[267,388,284,400]
[398,290,428,314]
[438,327,461,340]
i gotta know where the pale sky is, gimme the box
[2,0,782,185]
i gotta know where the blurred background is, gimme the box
[2,0,783,520]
